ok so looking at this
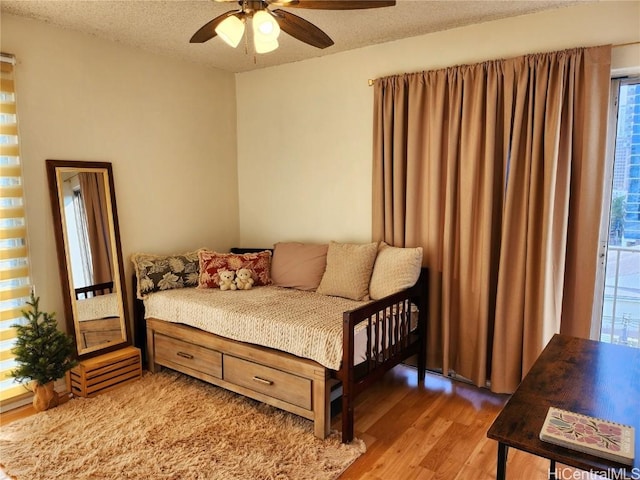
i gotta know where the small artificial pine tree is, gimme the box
[11,293,77,386]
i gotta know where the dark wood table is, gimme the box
[487,334,639,479]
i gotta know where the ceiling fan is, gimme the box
[190,0,396,54]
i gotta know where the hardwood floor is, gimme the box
[0,393,70,427]
[1,365,593,479]
[336,365,585,480]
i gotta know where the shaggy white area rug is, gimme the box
[0,371,365,479]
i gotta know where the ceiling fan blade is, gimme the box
[190,10,239,43]
[267,0,300,6]
[284,0,395,9]
[272,9,334,49]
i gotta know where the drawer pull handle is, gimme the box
[177,351,194,360]
[252,376,273,386]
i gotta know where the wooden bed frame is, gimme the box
[133,266,428,443]
[75,281,114,299]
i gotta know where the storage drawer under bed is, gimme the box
[154,333,222,379]
[223,355,312,410]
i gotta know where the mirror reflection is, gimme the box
[47,161,129,357]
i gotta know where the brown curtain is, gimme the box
[78,172,113,286]
[372,46,611,393]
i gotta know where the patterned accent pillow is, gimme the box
[132,250,201,300]
[198,250,272,289]
[316,241,378,301]
[368,242,423,300]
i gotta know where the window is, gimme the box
[594,77,640,348]
[69,182,94,288]
[0,53,33,406]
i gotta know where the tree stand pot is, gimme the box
[32,381,59,412]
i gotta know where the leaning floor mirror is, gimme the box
[46,160,130,358]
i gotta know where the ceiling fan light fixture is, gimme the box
[215,15,245,48]
[254,37,279,54]
[252,10,280,53]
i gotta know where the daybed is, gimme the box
[133,242,428,443]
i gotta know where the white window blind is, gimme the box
[0,54,32,404]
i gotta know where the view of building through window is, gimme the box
[600,79,640,348]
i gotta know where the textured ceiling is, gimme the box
[1,0,585,73]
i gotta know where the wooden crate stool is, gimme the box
[69,346,142,398]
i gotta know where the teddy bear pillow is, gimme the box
[197,250,271,289]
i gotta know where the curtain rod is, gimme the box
[613,40,640,48]
[367,41,640,86]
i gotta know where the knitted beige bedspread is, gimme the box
[144,286,367,370]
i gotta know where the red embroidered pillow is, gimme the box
[198,250,272,288]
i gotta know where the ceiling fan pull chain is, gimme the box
[244,25,249,55]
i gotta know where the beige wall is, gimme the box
[1,15,239,322]
[2,1,639,332]
[236,1,640,248]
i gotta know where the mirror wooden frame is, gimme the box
[46,159,131,359]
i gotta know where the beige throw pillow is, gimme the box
[369,242,423,300]
[271,242,328,291]
[316,241,378,301]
